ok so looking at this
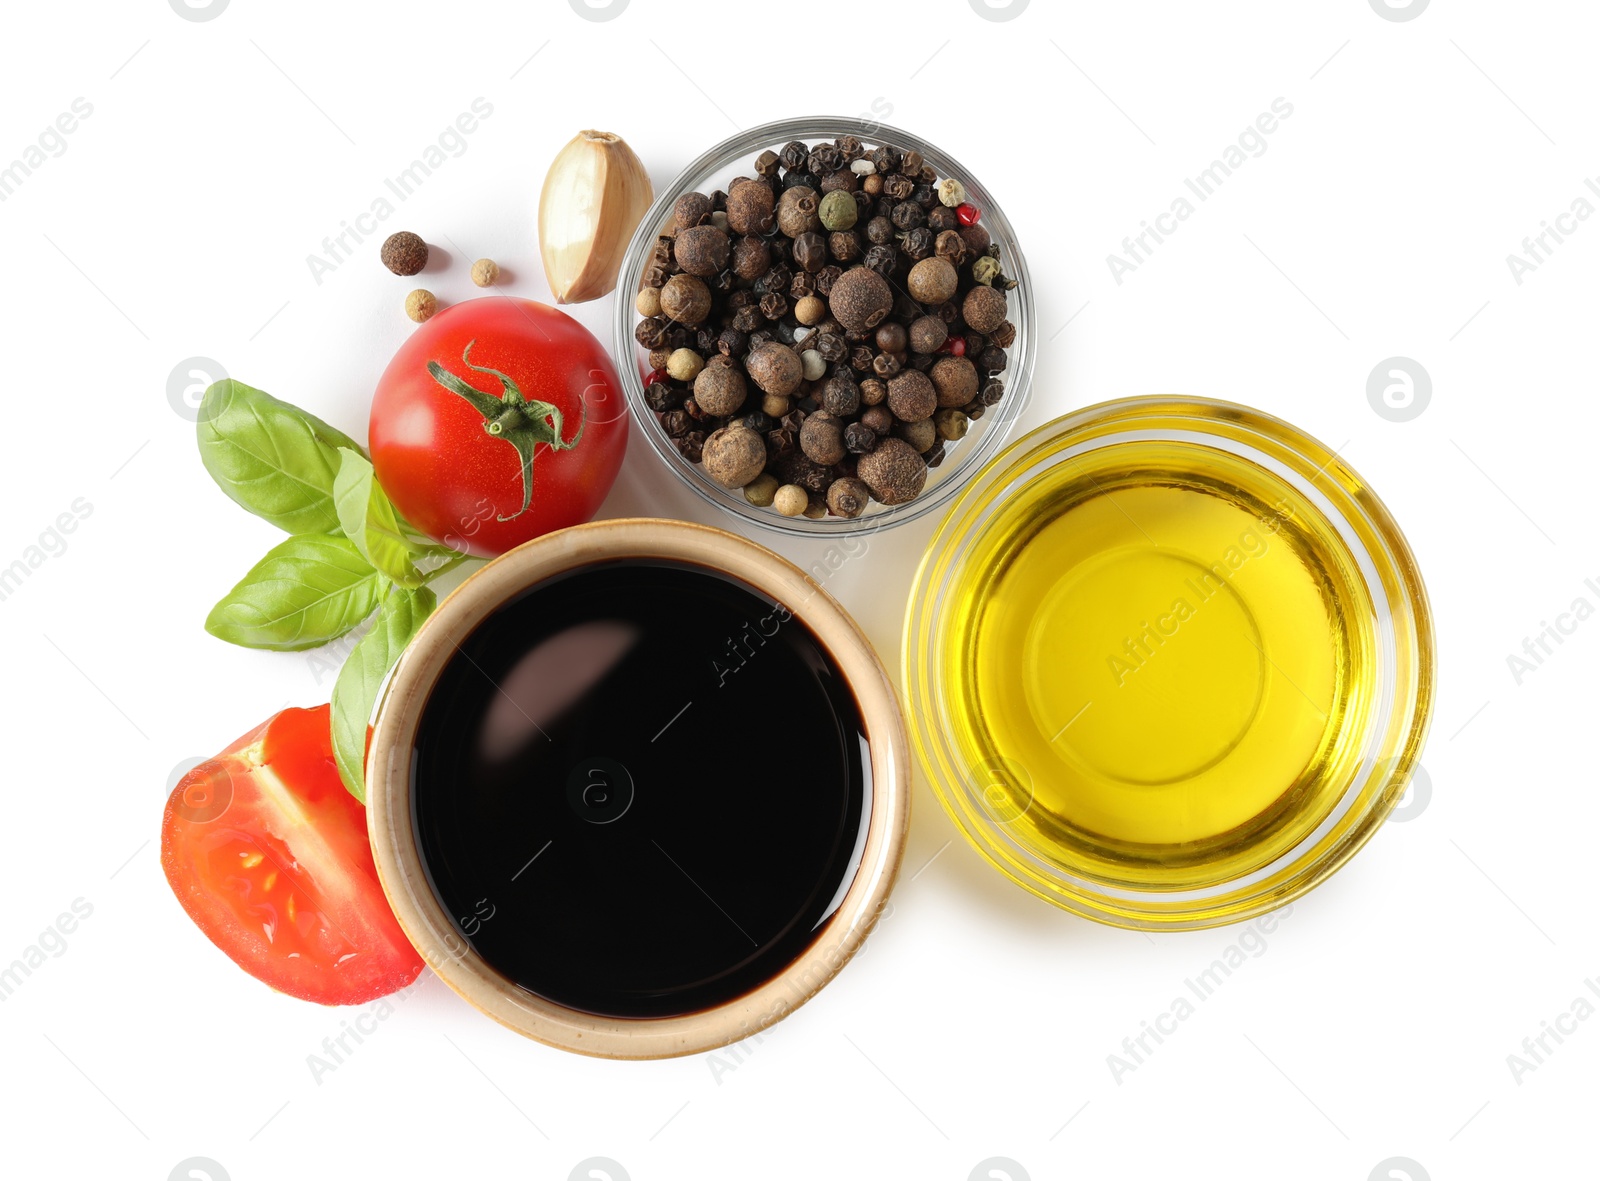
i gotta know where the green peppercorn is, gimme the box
[971,255,1003,287]
[934,407,970,442]
[819,189,859,232]
[744,472,780,507]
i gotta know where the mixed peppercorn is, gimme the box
[633,136,1017,519]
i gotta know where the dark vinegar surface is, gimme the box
[412,559,871,1019]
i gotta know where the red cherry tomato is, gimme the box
[161,706,424,1005]
[369,298,629,558]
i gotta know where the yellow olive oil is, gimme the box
[945,439,1379,889]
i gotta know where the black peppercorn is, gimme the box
[902,227,935,260]
[662,409,692,438]
[927,205,960,233]
[780,141,809,171]
[635,316,670,349]
[934,229,967,268]
[829,231,862,262]
[872,352,901,378]
[773,451,832,494]
[644,382,683,413]
[865,216,895,246]
[869,145,899,174]
[789,270,816,300]
[884,173,915,201]
[675,432,706,464]
[850,345,875,372]
[732,305,764,333]
[808,144,844,175]
[980,346,1007,373]
[863,244,897,277]
[793,231,828,273]
[815,265,843,297]
[981,378,1005,406]
[891,201,926,231]
[718,328,749,358]
[759,292,788,321]
[816,332,847,362]
[782,170,819,191]
[844,421,878,454]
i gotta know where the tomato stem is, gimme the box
[425,341,586,520]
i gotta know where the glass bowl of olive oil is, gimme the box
[904,397,1434,929]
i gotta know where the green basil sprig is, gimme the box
[195,376,475,799]
[205,533,387,651]
[331,586,435,801]
[197,380,363,535]
[333,449,445,589]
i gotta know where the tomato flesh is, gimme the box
[161,705,423,1005]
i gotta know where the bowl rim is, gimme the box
[614,114,1036,538]
[903,396,1437,930]
[367,517,911,1058]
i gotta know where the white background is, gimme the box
[1,1,1594,1178]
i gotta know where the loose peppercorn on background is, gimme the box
[1,1,1596,1179]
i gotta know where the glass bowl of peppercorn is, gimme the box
[615,117,1034,535]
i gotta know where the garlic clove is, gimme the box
[538,129,653,305]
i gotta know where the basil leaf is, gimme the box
[331,585,435,801]
[197,380,365,535]
[205,533,384,651]
[333,449,429,588]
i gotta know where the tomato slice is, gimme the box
[162,705,423,1004]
